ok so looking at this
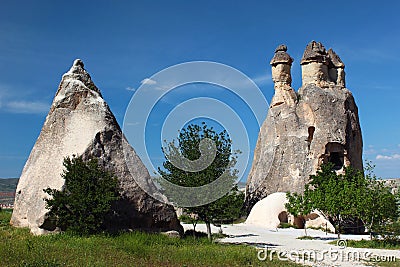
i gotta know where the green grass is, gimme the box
[329,239,400,250]
[377,261,400,267]
[277,222,297,229]
[296,235,314,240]
[0,211,299,267]
[347,239,400,250]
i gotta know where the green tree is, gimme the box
[354,163,398,239]
[43,156,120,235]
[301,163,364,239]
[291,162,398,240]
[158,122,241,241]
[208,188,245,231]
[397,188,400,219]
[285,191,313,236]
[304,163,356,238]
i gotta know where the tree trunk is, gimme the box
[369,218,374,241]
[192,222,197,239]
[206,221,212,241]
[304,218,308,236]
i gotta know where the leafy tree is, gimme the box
[158,122,241,241]
[304,163,355,238]
[208,188,245,231]
[210,188,244,223]
[354,163,398,240]
[285,191,313,236]
[43,156,120,235]
[179,213,199,238]
[289,162,398,240]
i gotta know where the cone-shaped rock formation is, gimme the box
[11,59,183,235]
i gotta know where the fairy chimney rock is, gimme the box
[327,48,346,87]
[300,41,347,88]
[246,41,363,211]
[270,44,297,107]
[11,59,183,235]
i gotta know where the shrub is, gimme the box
[374,221,400,244]
[43,156,119,235]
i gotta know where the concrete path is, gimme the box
[182,223,400,267]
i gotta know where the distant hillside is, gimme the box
[0,178,18,192]
[0,178,18,206]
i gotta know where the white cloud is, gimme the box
[376,155,392,160]
[5,101,50,114]
[376,154,400,161]
[125,86,136,92]
[141,78,157,85]
[251,73,272,86]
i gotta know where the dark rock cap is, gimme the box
[300,41,328,65]
[327,48,345,68]
[270,44,294,66]
[73,59,84,68]
[275,44,288,53]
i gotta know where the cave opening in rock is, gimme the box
[307,126,315,149]
[328,151,344,170]
[323,142,346,171]
[278,211,288,224]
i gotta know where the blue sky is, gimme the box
[0,1,399,179]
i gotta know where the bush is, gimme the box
[43,156,120,235]
[374,221,400,244]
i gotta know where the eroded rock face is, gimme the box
[11,59,183,235]
[245,42,363,211]
[245,192,289,228]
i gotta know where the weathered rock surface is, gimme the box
[305,211,335,233]
[245,42,363,211]
[245,192,289,228]
[245,192,335,232]
[11,59,183,235]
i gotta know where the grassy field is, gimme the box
[347,239,400,250]
[0,210,299,267]
[328,239,400,266]
[329,239,400,250]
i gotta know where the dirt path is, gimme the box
[182,223,400,266]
